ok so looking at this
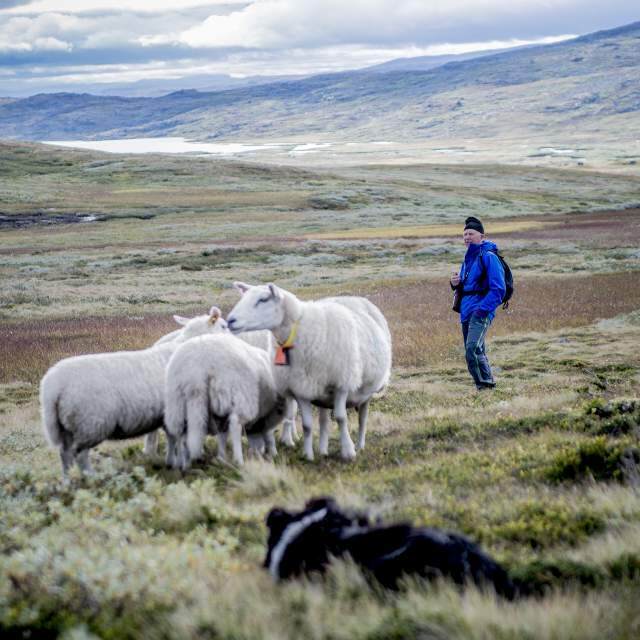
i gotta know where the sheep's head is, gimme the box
[227,282,285,333]
[173,306,229,342]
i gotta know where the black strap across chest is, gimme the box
[460,252,489,297]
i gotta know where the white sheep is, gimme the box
[141,315,222,456]
[40,307,228,481]
[143,326,299,456]
[234,330,299,449]
[226,283,392,461]
[164,333,288,468]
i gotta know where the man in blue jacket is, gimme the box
[450,216,506,390]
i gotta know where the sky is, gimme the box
[0,0,638,96]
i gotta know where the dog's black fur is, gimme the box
[264,497,517,598]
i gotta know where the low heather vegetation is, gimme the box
[0,143,639,638]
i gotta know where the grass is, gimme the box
[306,219,546,240]
[0,141,639,639]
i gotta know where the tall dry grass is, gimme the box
[0,315,176,384]
[370,271,640,368]
[1,272,639,384]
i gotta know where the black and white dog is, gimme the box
[264,497,517,598]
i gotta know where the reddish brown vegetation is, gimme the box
[495,209,640,247]
[370,271,640,368]
[2,272,639,384]
[0,315,176,384]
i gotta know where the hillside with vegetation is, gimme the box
[0,142,639,638]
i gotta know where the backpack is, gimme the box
[482,249,513,309]
[453,248,514,313]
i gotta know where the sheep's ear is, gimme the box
[173,314,189,326]
[233,281,252,295]
[268,283,282,300]
[208,306,221,323]
[266,507,293,531]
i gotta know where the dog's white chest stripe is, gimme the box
[269,508,328,579]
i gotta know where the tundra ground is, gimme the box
[1,142,639,639]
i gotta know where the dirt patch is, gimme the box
[0,212,109,230]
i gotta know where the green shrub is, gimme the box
[545,437,640,483]
[486,502,605,550]
[581,399,640,436]
[511,559,607,595]
[607,553,640,582]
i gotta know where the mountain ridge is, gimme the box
[0,20,638,144]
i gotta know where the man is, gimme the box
[450,216,506,390]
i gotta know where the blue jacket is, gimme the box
[458,240,506,323]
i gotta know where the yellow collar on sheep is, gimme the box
[278,321,298,349]
[275,321,298,366]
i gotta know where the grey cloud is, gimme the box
[179,0,640,49]
[0,0,638,97]
[0,44,226,67]
[0,4,247,56]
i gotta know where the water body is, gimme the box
[538,147,577,155]
[42,137,398,157]
[42,137,289,155]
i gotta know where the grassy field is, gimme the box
[1,142,639,639]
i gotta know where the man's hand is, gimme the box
[450,271,460,287]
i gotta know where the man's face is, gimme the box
[463,228,484,246]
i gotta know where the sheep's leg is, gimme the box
[59,446,74,483]
[176,436,190,471]
[216,431,228,462]
[297,398,314,461]
[334,389,356,461]
[165,432,188,470]
[318,408,331,456]
[228,413,244,466]
[291,400,300,440]
[280,398,297,447]
[186,397,208,462]
[143,431,159,456]
[165,432,177,468]
[290,413,300,441]
[247,433,264,459]
[76,449,94,476]
[265,429,277,458]
[357,400,369,451]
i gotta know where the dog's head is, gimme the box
[264,497,369,580]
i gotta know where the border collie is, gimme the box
[264,497,517,598]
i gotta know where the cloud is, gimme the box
[0,1,250,13]
[0,0,637,96]
[0,8,224,56]
[178,0,640,49]
[0,13,82,52]
[1,34,576,93]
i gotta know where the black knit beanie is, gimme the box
[464,216,484,234]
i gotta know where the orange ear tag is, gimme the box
[274,346,290,366]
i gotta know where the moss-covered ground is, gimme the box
[1,142,639,639]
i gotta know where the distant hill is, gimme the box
[1,73,307,99]
[0,21,638,143]
[364,46,529,72]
